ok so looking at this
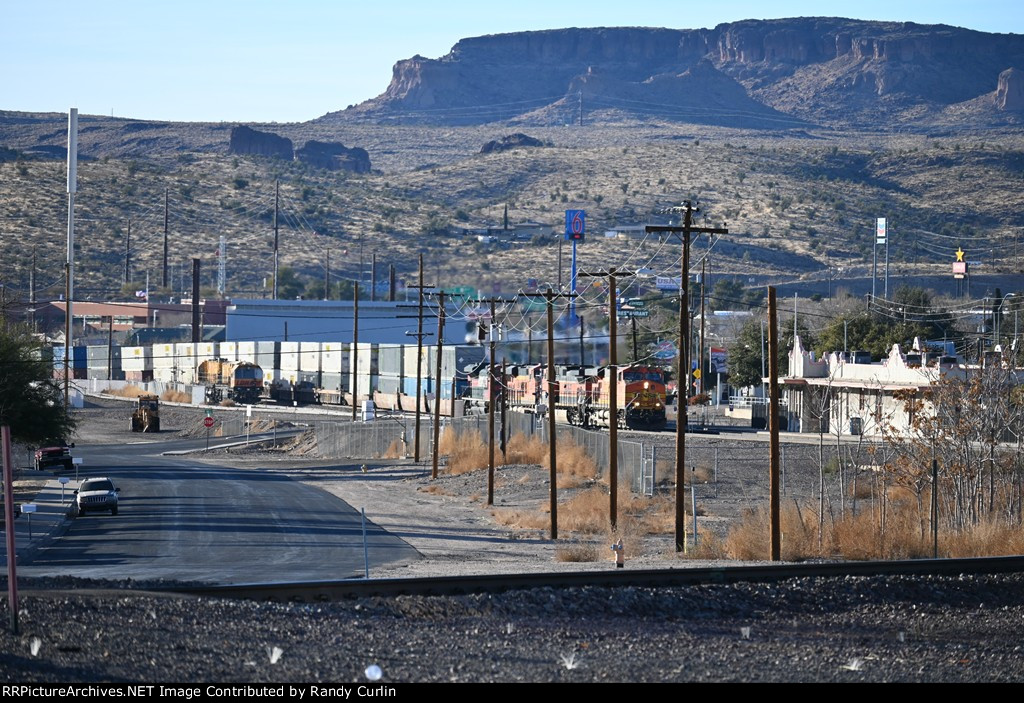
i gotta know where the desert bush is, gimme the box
[161,389,191,403]
[102,385,147,398]
[438,428,488,475]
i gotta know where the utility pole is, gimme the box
[389,264,396,302]
[191,258,200,343]
[581,316,587,366]
[352,281,359,422]
[106,316,114,381]
[324,248,330,300]
[28,250,35,333]
[371,252,377,302]
[546,288,558,539]
[65,108,77,409]
[699,258,707,408]
[405,255,433,462]
[124,218,131,286]
[579,268,629,529]
[163,189,169,289]
[431,292,446,479]
[646,201,728,551]
[768,287,781,561]
[273,180,280,299]
[522,288,576,539]
[500,357,508,463]
[476,297,514,505]
[631,317,638,362]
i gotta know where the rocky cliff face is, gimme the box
[295,141,372,173]
[228,126,293,159]
[997,68,1024,110]
[337,18,1024,130]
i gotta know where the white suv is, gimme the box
[75,478,120,516]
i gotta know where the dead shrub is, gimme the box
[492,506,549,530]
[161,389,191,403]
[219,398,236,407]
[438,428,488,475]
[102,385,147,398]
[381,437,406,459]
[503,432,546,465]
[554,541,600,562]
[559,487,609,534]
[541,437,597,488]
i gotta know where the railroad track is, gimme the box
[164,555,1024,603]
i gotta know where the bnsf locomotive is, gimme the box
[467,363,668,430]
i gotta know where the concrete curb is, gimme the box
[2,475,78,564]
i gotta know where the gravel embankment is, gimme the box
[6,396,1022,682]
[2,573,1024,682]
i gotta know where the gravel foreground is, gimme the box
[2,572,1024,682]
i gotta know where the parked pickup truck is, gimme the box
[34,443,75,471]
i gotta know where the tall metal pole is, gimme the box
[352,282,359,422]
[414,255,424,461]
[432,292,445,479]
[768,287,781,561]
[608,271,618,530]
[162,188,169,289]
[273,180,279,299]
[570,238,578,324]
[324,248,330,300]
[64,108,77,408]
[389,264,396,303]
[546,288,558,540]
[699,259,707,398]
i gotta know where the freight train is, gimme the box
[466,363,668,430]
[54,340,485,408]
[53,340,669,429]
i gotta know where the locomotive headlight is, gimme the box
[643,381,649,390]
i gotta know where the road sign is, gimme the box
[565,210,585,241]
[204,416,215,428]
[627,298,647,307]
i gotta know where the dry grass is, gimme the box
[419,484,453,497]
[554,541,601,562]
[503,432,548,465]
[219,398,237,407]
[438,428,489,475]
[161,389,192,403]
[381,437,406,459]
[492,506,550,530]
[541,437,598,488]
[102,385,147,398]
[723,497,1024,561]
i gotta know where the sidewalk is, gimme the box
[1,475,77,565]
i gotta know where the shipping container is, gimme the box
[378,344,404,377]
[174,343,197,384]
[152,343,176,369]
[299,342,321,373]
[280,341,301,371]
[121,346,153,372]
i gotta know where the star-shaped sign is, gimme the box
[955,247,965,262]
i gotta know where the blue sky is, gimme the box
[4,1,1022,123]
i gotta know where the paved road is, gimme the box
[17,435,420,584]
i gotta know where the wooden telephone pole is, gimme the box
[646,201,728,552]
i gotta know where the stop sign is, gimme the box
[204,416,215,428]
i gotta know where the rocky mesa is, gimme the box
[334,18,1024,130]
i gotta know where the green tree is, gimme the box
[728,317,816,388]
[0,327,76,445]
